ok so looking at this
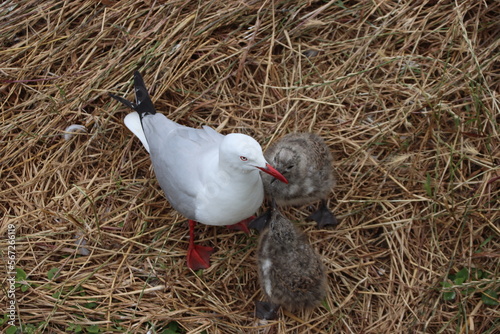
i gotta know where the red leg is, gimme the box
[226,216,254,234]
[186,220,214,270]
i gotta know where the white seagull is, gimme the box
[110,71,288,270]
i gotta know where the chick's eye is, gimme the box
[240,156,248,161]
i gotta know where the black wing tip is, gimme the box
[109,71,156,117]
[132,71,156,117]
[109,92,136,110]
[133,71,146,87]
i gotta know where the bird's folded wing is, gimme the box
[141,114,224,219]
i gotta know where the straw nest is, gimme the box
[1,0,498,333]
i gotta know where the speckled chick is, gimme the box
[256,205,327,319]
[260,132,337,228]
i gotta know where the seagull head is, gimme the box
[221,134,288,184]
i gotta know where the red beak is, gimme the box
[257,163,288,184]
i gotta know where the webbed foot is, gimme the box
[187,244,214,270]
[226,216,253,234]
[248,209,272,232]
[187,219,214,270]
[255,301,280,320]
[306,200,338,229]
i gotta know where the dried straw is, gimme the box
[1,0,498,333]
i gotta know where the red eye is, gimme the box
[240,156,248,161]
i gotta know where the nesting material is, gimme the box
[256,205,327,319]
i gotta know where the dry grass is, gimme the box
[1,0,499,333]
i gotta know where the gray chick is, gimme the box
[255,204,327,319]
[254,132,337,230]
